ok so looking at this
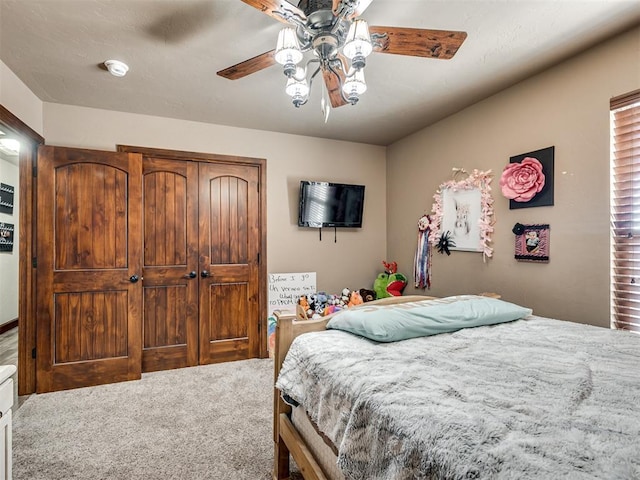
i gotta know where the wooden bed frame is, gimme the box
[272,295,437,480]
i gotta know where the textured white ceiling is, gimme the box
[1,0,639,145]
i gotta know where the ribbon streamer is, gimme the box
[413,214,432,289]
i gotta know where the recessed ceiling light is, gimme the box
[104,59,129,77]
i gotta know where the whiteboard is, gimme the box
[268,272,316,315]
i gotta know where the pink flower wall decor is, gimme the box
[500,157,545,202]
[505,146,554,209]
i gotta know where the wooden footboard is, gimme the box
[272,295,436,480]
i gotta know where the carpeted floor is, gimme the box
[13,358,301,479]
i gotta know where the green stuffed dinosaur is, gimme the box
[373,261,408,298]
[373,272,391,299]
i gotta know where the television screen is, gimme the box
[298,181,365,228]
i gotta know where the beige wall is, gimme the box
[387,26,640,328]
[0,59,42,327]
[43,103,387,294]
[0,59,43,135]
[6,26,638,322]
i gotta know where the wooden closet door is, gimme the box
[36,146,143,393]
[141,158,199,372]
[198,162,261,364]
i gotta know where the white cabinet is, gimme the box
[0,365,16,480]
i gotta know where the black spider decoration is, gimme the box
[436,231,456,256]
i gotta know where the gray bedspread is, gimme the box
[275,316,640,479]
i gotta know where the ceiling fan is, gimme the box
[217,0,467,114]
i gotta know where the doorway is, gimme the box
[0,105,44,398]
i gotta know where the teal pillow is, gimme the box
[325,295,532,342]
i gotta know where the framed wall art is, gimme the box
[0,183,14,215]
[514,223,549,262]
[0,222,14,252]
[440,187,482,252]
[430,169,494,260]
[501,146,554,209]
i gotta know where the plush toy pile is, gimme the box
[297,287,376,319]
[296,261,407,319]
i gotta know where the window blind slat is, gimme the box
[612,127,640,142]
[612,106,640,122]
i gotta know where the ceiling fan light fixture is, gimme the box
[219,0,468,119]
[275,28,303,66]
[285,76,309,107]
[343,19,372,60]
[104,59,129,77]
[342,68,367,104]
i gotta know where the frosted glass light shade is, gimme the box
[342,69,367,96]
[275,28,303,65]
[285,75,309,97]
[343,19,372,59]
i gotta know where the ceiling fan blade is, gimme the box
[332,0,374,19]
[217,50,277,80]
[322,65,349,108]
[369,26,467,59]
[240,0,306,24]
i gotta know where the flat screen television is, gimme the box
[298,181,365,228]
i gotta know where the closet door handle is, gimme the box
[183,271,197,279]
[201,270,211,278]
[129,274,140,283]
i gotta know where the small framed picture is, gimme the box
[0,222,14,253]
[515,224,549,262]
[0,183,14,215]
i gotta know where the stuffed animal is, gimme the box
[386,272,408,296]
[348,290,363,308]
[339,288,351,308]
[374,272,391,299]
[359,288,376,302]
[297,295,314,318]
[382,260,398,274]
[311,292,328,316]
[326,294,338,305]
[374,261,408,298]
[323,304,342,316]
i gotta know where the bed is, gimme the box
[272,295,640,480]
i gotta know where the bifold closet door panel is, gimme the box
[198,162,261,364]
[141,158,199,372]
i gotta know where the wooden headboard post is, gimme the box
[273,312,294,479]
[273,313,330,479]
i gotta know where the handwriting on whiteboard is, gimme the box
[268,272,316,314]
